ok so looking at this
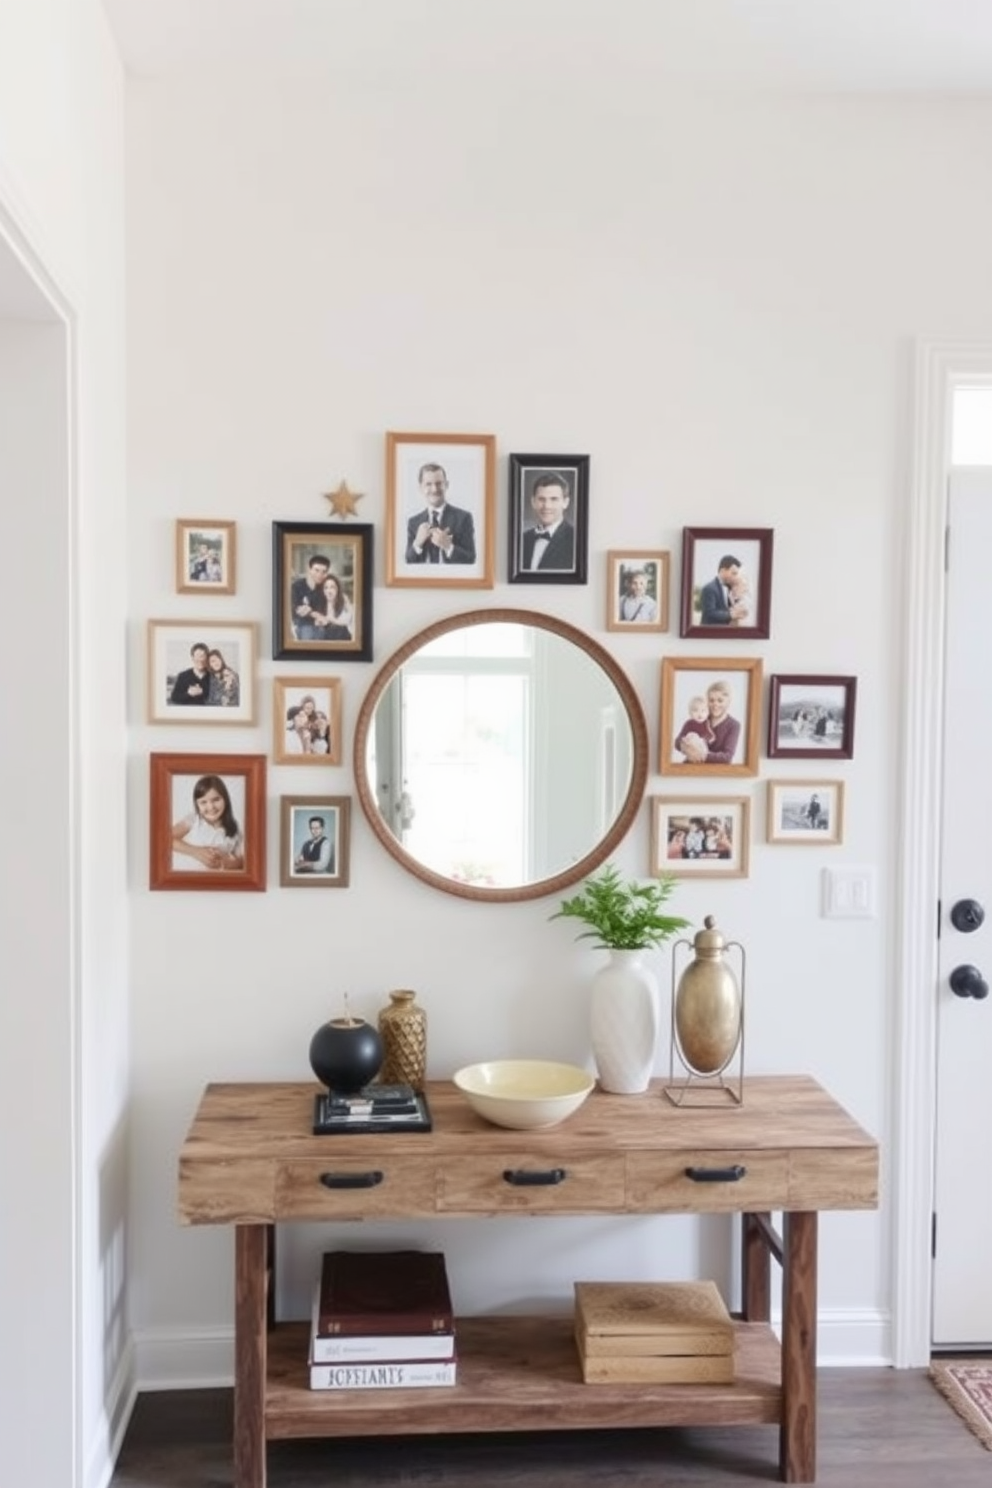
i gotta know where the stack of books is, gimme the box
[573,1280,735,1384]
[308,1248,457,1390]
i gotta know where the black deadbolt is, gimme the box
[950,898,985,933]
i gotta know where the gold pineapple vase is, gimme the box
[378,989,428,1090]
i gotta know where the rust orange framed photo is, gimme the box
[149,752,266,891]
[659,656,763,778]
[385,431,496,589]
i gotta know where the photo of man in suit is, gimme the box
[293,814,334,875]
[521,470,575,573]
[699,554,748,626]
[405,463,477,565]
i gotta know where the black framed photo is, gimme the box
[767,675,857,760]
[508,454,589,585]
[680,527,774,640]
[272,522,373,662]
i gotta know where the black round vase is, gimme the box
[309,1018,384,1094]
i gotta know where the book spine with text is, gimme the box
[308,1358,457,1390]
[309,1288,455,1361]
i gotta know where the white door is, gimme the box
[932,469,992,1347]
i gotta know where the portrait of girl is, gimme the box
[171,773,245,872]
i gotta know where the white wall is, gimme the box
[0,3,128,1486]
[124,74,992,1381]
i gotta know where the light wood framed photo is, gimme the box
[147,619,257,724]
[273,677,343,765]
[280,795,351,888]
[659,656,763,777]
[272,521,373,662]
[149,752,266,891]
[680,527,774,640]
[385,431,496,589]
[650,795,750,878]
[767,674,857,760]
[175,519,236,595]
[606,550,670,632]
[508,454,589,585]
[767,779,844,845]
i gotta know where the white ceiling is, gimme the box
[102,0,992,89]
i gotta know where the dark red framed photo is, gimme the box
[680,527,774,640]
[767,675,857,760]
[149,752,267,891]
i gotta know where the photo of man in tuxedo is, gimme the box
[405,463,477,565]
[520,470,575,573]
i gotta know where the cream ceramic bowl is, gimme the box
[453,1059,595,1130]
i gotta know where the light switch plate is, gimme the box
[822,866,877,919]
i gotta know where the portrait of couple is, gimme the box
[149,620,257,725]
[176,519,236,596]
[272,523,373,661]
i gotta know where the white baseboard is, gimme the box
[132,1308,893,1391]
[84,1337,137,1488]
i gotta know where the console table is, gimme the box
[177,1075,878,1487]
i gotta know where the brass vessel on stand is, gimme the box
[666,915,744,1106]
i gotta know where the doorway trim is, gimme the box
[895,340,992,1367]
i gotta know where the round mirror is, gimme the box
[353,609,648,902]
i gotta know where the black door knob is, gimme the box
[949,964,990,1000]
[950,898,985,933]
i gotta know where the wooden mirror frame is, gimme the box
[353,608,649,903]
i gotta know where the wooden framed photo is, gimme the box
[272,521,373,662]
[767,674,857,760]
[280,796,351,888]
[650,795,750,878]
[659,656,763,777]
[508,454,589,585]
[147,619,257,724]
[175,519,236,595]
[679,527,774,639]
[385,431,495,589]
[606,550,670,632]
[767,779,844,845]
[273,677,342,765]
[149,752,266,891]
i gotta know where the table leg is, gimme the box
[234,1223,270,1488]
[779,1211,818,1483]
[741,1211,772,1322]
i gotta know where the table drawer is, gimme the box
[274,1159,437,1219]
[438,1154,625,1214]
[627,1150,790,1213]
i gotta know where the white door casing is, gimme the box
[932,470,992,1347]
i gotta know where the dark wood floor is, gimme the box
[110,1369,988,1487]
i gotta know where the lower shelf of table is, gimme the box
[264,1316,782,1441]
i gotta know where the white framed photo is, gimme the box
[649,795,750,878]
[147,620,257,725]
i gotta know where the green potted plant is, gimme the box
[551,865,691,1094]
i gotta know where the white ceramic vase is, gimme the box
[589,950,659,1094]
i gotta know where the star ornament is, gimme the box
[323,480,364,519]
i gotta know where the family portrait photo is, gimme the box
[767,779,844,845]
[650,796,750,878]
[149,752,266,891]
[680,527,774,639]
[659,656,763,777]
[768,675,857,759]
[271,521,373,661]
[508,453,589,586]
[385,431,495,588]
[606,550,669,632]
[273,677,343,765]
[280,796,351,888]
[147,619,257,725]
[175,519,236,595]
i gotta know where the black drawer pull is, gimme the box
[685,1164,746,1183]
[502,1167,566,1186]
[319,1170,384,1190]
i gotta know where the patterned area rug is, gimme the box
[929,1360,992,1450]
